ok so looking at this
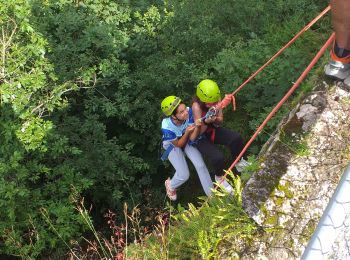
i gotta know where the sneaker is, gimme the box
[215,175,234,194]
[165,178,177,201]
[324,48,350,81]
[344,76,350,88]
[235,158,251,173]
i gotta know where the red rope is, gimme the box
[232,5,331,96]
[224,32,335,177]
[214,5,331,111]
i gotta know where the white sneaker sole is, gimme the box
[215,177,234,194]
[344,76,350,87]
[235,159,251,173]
[165,179,177,201]
[324,62,350,80]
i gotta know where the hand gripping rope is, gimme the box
[162,106,221,161]
[199,107,218,122]
[161,6,333,190]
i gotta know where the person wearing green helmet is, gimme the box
[192,79,250,193]
[160,96,214,201]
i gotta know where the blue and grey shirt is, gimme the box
[161,107,194,148]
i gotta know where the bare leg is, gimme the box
[331,0,350,50]
[324,0,350,82]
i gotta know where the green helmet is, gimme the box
[196,79,221,103]
[161,96,182,116]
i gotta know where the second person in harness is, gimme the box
[192,79,250,193]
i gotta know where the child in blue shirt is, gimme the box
[161,96,213,200]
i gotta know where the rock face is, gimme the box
[241,82,350,259]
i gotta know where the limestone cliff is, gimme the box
[241,81,350,259]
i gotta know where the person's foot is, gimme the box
[324,46,350,84]
[325,60,350,80]
[235,158,251,173]
[215,175,234,194]
[344,75,350,88]
[165,178,177,201]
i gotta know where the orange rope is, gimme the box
[224,32,335,178]
[214,5,331,112]
[232,5,331,96]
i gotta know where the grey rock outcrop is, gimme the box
[241,82,350,259]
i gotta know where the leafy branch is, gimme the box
[0,18,17,83]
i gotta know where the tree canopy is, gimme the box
[0,0,329,257]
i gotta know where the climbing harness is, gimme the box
[199,107,217,122]
[161,144,175,161]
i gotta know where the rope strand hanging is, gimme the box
[223,32,335,181]
[213,5,331,112]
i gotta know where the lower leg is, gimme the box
[214,127,245,159]
[185,145,214,196]
[196,139,226,177]
[325,0,350,82]
[192,163,213,196]
[168,148,190,189]
[331,0,350,51]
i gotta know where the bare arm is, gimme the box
[192,102,208,134]
[189,119,202,141]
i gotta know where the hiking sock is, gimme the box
[334,42,350,58]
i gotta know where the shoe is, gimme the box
[324,48,350,80]
[215,175,234,194]
[235,158,251,173]
[165,178,177,201]
[344,76,350,88]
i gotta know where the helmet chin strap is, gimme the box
[171,115,184,124]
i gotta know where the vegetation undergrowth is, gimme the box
[61,172,257,259]
[0,0,331,257]
[240,155,261,184]
[280,131,311,157]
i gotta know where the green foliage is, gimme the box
[0,0,331,257]
[0,0,149,257]
[240,155,261,183]
[0,0,87,257]
[69,176,256,259]
[29,0,154,209]
[142,173,257,259]
[212,0,329,150]
[280,131,311,157]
